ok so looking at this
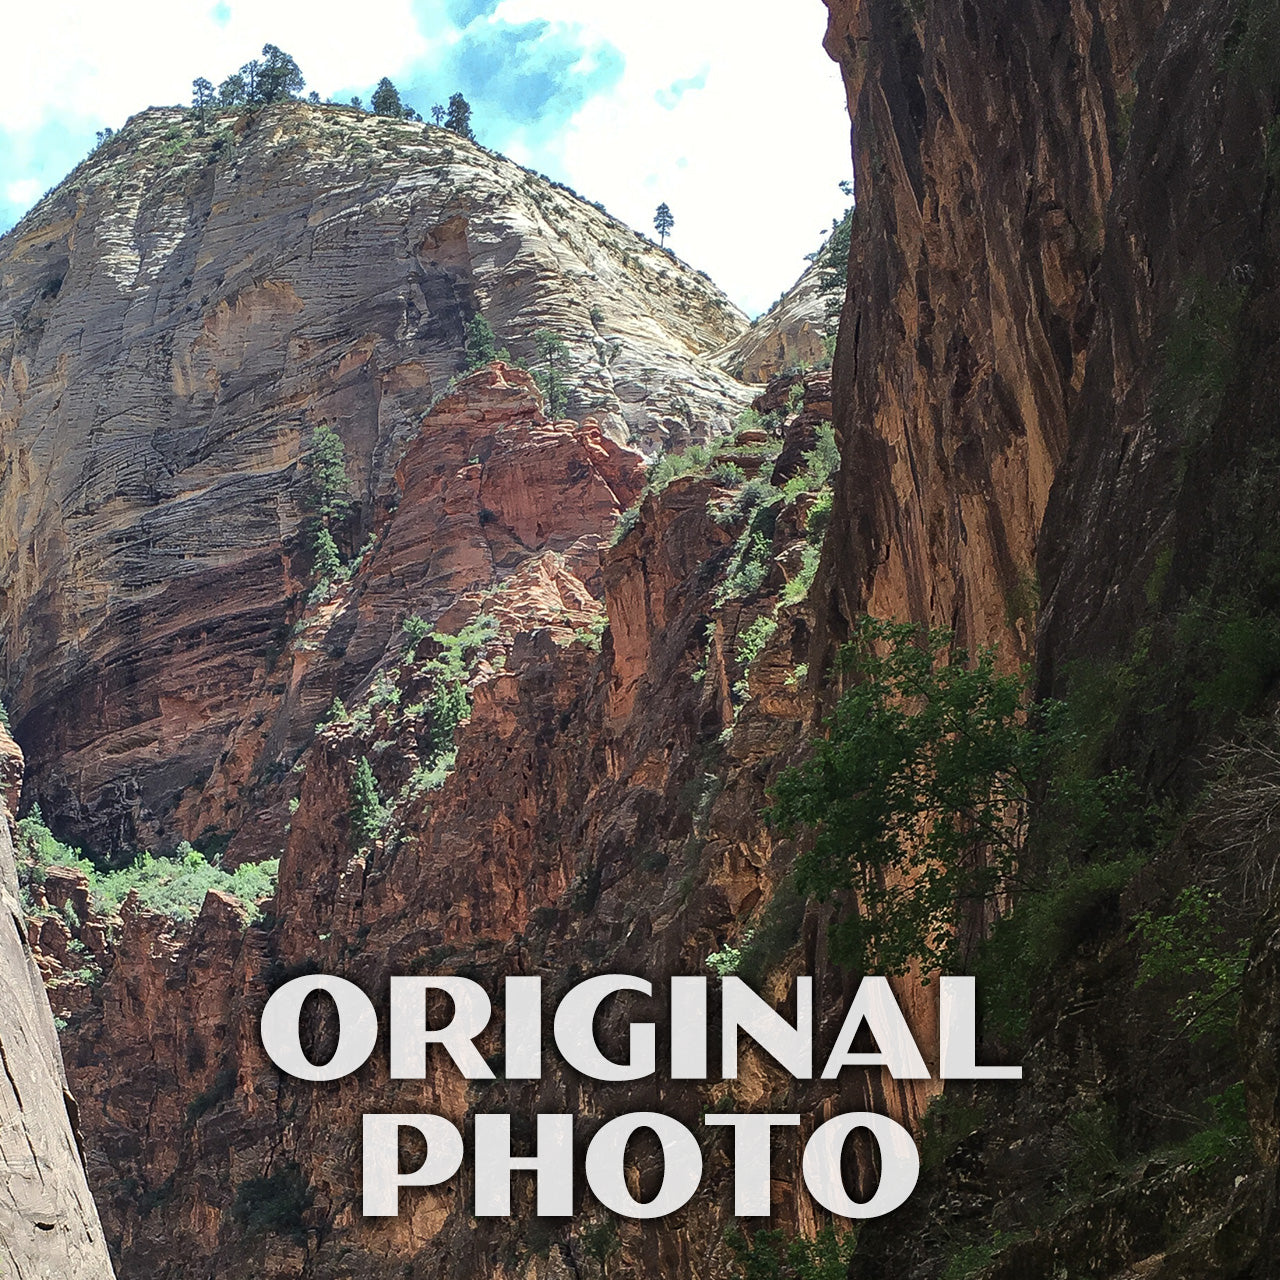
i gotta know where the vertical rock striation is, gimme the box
[0,723,115,1279]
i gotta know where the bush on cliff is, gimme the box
[15,810,278,925]
[769,616,1130,976]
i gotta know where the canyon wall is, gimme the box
[0,724,116,1279]
[0,102,749,857]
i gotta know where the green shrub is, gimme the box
[1133,886,1249,1046]
[724,1223,855,1280]
[770,617,1110,975]
[231,1163,313,1241]
[15,812,278,924]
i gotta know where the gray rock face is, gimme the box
[717,257,833,383]
[0,729,115,1279]
[0,102,752,852]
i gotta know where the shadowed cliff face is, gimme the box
[812,0,1159,667]
[0,725,116,1280]
[33,377,899,1280]
[0,103,749,855]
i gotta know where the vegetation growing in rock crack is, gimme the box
[769,616,1130,976]
[16,808,278,928]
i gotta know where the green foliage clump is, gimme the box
[306,425,351,521]
[724,1224,856,1280]
[231,1163,313,1241]
[371,76,403,117]
[646,444,713,494]
[610,503,642,546]
[0,698,9,730]
[407,614,499,786]
[312,527,342,584]
[349,757,386,847]
[779,544,821,607]
[444,92,475,140]
[465,313,511,370]
[15,810,278,924]
[770,617,1060,975]
[781,424,840,502]
[532,329,571,417]
[1133,886,1249,1046]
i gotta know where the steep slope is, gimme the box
[0,102,750,855]
[718,256,834,383]
[32,374,858,1279]
[0,725,116,1280]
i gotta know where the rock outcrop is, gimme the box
[0,723,115,1279]
[717,258,834,383]
[31,376,869,1279]
[0,102,749,855]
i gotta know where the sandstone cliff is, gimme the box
[717,256,834,383]
[0,102,750,856]
[0,723,116,1279]
[31,373,872,1279]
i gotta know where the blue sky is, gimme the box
[0,0,852,317]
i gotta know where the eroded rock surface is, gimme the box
[0,724,115,1279]
[0,103,749,854]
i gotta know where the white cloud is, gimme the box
[4,179,42,207]
[488,0,852,315]
[0,0,852,316]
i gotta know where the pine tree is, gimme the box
[444,93,474,140]
[349,758,385,847]
[371,77,403,118]
[218,73,246,106]
[192,77,214,131]
[240,59,261,104]
[533,329,570,418]
[259,45,305,103]
[654,202,674,248]
[350,95,364,112]
[307,425,351,520]
[431,104,446,125]
[313,527,342,583]
[465,314,500,369]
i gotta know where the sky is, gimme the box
[0,0,853,317]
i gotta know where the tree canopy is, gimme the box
[444,92,475,140]
[372,77,404,118]
[654,202,674,247]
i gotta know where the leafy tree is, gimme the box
[444,92,474,140]
[654,202,674,248]
[306,425,351,520]
[307,90,321,104]
[218,73,246,106]
[769,616,1053,974]
[403,107,422,122]
[93,127,114,150]
[371,77,403,118]
[532,329,570,417]
[350,95,364,111]
[349,757,386,847]
[192,77,214,130]
[240,59,261,104]
[431,103,446,125]
[259,44,305,103]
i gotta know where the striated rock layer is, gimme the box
[34,376,888,1279]
[0,103,749,855]
[0,724,116,1279]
